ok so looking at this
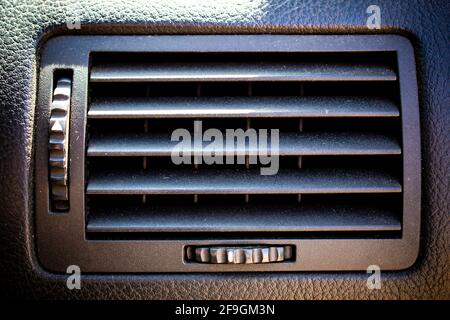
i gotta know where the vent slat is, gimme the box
[90,62,397,82]
[88,97,399,119]
[86,205,401,233]
[87,132,401,157]
[86,169,401,195]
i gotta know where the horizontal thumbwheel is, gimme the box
[186,245,294,264]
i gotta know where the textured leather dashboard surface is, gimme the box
[0,0,448,299]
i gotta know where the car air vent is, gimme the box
[36,35,420,272]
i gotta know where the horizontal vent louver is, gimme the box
[85,52,403,237]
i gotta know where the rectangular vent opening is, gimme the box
[86,51,403,240]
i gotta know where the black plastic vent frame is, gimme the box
[35,35,420,272]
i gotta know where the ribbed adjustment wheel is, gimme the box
[187,245,293,264]
[49,78,71,211]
